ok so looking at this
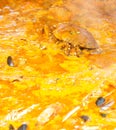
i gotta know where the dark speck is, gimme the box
[100,113,107,118]
[96,97,105,107]
[7,56,14,67]
[18,124,27,130]
[12,79,20,82]
[9,124,15,130]
[80,115,89,122]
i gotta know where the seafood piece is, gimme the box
[37,102,63,125]
[53,23,100,56]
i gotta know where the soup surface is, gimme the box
[0,0,116,129]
